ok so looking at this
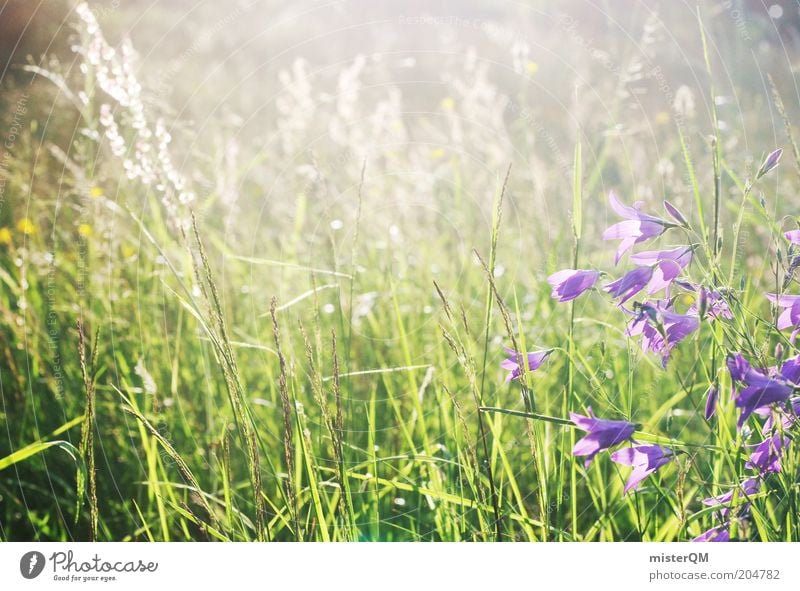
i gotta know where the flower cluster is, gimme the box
[569,407,673,492]
[547,193,726,368]
[498,148,794,541]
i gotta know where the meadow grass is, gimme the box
[1,2,800,542]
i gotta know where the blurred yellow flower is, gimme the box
[90,186,104,198]
[0,227,11,245]
[16,218,35,235]
[655,111,670,125]
[121,245,136,258]
[440,97,455,111]
[430,148,446,159]
[526,61,539,75]
[78,224,93,237]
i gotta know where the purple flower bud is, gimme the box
[663,200,688,226]
[698,286,708,319]
[704,385,719,420]
[775,342,784,361]
[756,148,782,180]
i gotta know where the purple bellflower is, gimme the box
[604,266,654,304]
[602,192,672,264]
[547,269,599,302]
[629,246,693,295]
[626,301,700,367]
[570,406,636,467]
[757,397,800,433]
[702,478,760,520]
[727,353,794,428]
[785,230,800,246]
[692,524,730,542]
[500,347,551,382]
[766,293,800,331]
[687,286,732,321]
[610,444,673,493]
[746,433,790,475]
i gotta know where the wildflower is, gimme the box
[547,269,599,302]
[702,477,760,519]
[746,433,789,475]
[78,224,93,237]
[759,397,800,433]
[704,385,719,420]
[0,227,11,245]
[766,293,800,330]
[610,444,673,493]
[602,192,672,264]
[525,60,539,75]
[629,246,692,294]
[663,200,688,227]
[90,186,104,198]
[604,266,653,304]
[785,229,800,245]
[692,524,730,542]
[16,218,35,235]
[755,148,782,180]
[570,406,636,466]
[726,352,753,383]
[779,354,800,383]
[688,287,732,320]
[727,353,794,427]
[500,347,551,382]
[626,302,699,367]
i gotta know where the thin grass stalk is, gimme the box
[474,249,544,537]
[270,297,300,540]
[330,329,357,539]
[77,321,98,541]
[768,73,800,179]
[473,164,512,540]
[435,288,496,540]
[345,159,367,371]
[189,214,269,540]
[442,383,486,532]
[698,8,723,277]
[567,139,582,537]
[119,399,217,526]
